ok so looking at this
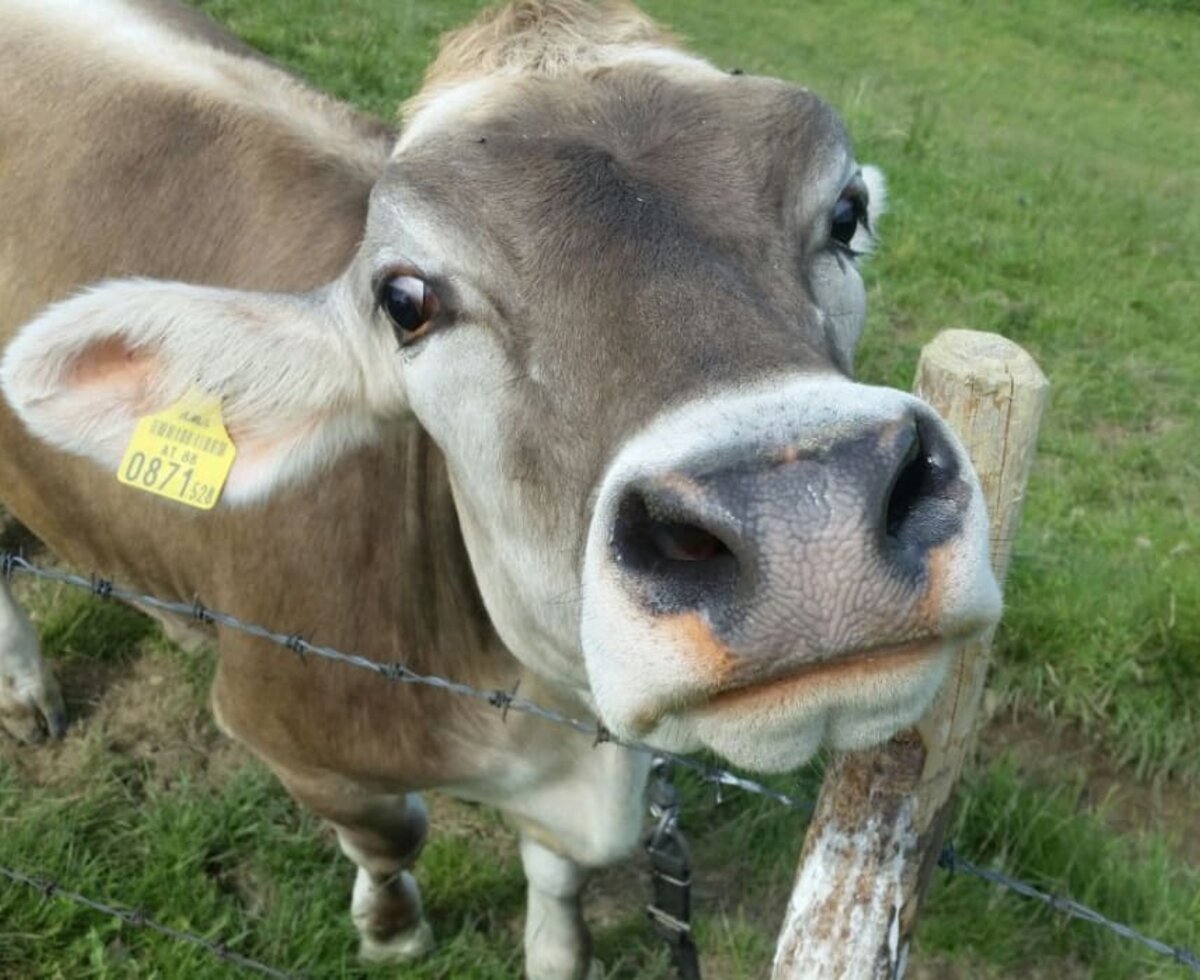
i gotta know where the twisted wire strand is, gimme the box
[938,847,1200,972]
[1,552,806,812]
[0,866,295,978]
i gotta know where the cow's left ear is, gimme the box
[0,278,399,505]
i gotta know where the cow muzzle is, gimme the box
[579,376,1002,773]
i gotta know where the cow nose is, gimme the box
[608,411,968,617]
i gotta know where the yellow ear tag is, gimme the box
[117,387,237,510]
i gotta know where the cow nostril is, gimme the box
[646,518,730,563]
[611,487,737,604]
[884,433,929,541]
[883,418,961,553]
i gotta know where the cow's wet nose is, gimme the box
[608,411,970,622]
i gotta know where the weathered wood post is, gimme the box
[771,330,1049,979]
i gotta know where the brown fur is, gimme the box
[0,1,532,797]
[404,0,679,119]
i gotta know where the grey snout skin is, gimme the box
[608,409,972,670]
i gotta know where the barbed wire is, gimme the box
[0,551,805,812]
[2,550,1197,975]
[0,866,294,978]
[938,846,1200,972]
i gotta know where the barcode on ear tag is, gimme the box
[117,387,237,510]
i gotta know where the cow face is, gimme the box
[0,10,1001,774]
[350,59,1000,770]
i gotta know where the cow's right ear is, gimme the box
[0,279,400,505]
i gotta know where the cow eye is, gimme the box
[378,275,439,343]
[830,191,866,249]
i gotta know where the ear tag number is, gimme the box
[117,387,237,511]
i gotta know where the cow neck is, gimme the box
[208,415,505,684]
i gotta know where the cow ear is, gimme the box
[0,279,395,505]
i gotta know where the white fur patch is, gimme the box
[855,163,888,257]
[861,164,888,227]
[8,0,226,89]
[519,836,592,980]
[396,76,505,153]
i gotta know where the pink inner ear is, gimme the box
[67,336,161,412]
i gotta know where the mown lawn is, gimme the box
[1,0,1197,977]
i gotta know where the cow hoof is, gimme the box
[0,672,66,744]
[0,635,66,744]
[525,953,602,980]
[358,919,435,964]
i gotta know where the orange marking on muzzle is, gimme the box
[651,471,706,505]
[773,444,801,466]
[657,610,736,682]
[915,543,952,633]
[705,639,942,712]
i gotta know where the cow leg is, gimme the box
[499,740,649,980]
[336,796,435,965]
[0,578,65,743]
[518,834,601,980]
[280,777,434,964]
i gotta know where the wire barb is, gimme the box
[90,575,114,600]
[937,844,958,873]
[936,846,1200,972]
[487,687,514,713]
[0,550,1196,975]
[380,662,408,682]
[191,597,214,624]
[501,680,520,722]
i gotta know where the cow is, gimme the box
[0,1,1002,976]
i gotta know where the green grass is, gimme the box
[2,661,1196,978]
[2,0,1198,977]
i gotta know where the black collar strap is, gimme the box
[645,758,702,980]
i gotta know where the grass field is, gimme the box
[1,0,1198,977]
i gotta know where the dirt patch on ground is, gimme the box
[0,646,250,792]
[1092,417,1182,448]
[905,954,1090,980]
[0,510,40,556]
[980,712,1200,866]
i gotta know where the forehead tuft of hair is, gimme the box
[403,0,681,121]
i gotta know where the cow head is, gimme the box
[0,0,1001,772]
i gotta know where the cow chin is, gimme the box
[645,644,955,773]
[581,624,957,774]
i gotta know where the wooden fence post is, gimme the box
[771,330,1049,979]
